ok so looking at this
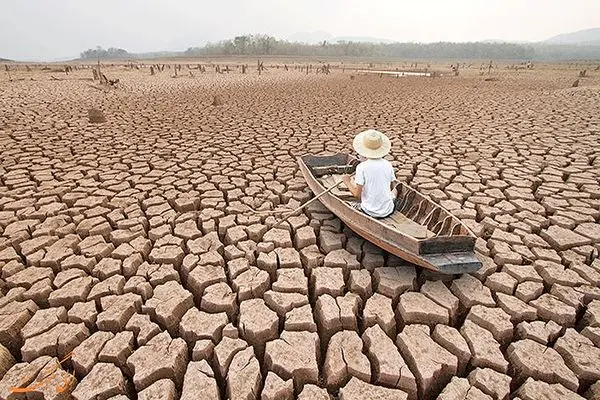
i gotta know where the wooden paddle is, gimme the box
[267,172,355,230]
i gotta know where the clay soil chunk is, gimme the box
[126,313,161,346]
[232,266,270,301]
[432,324,472,375]
[238,298,278,354]
[98,331,135,368]
[97,292,143,332]
[530,294,577,327]
[554,328,600,384]
[72,362,128,400]
[179,307,228,343]
[180,360,220,400]
[264,330,320,391]
[451,274,495,309]
[138,379,177,400]
[324,248,360,270]
[88,271,125,298]
[310,267,345,299]
[323,330,371,390]
[226,347,262,400]
[460,320,508,373]
[264,290,309,318]
[142,281,194,335]
[272,268,308,294]
[21,306,67,340]
[0,356,54,399]
[126,331,188,391]
[515,320,563,345]
[297,384,331,400]
[201,282,238,318]
[284,304,317,332]
[315,293,360,344]
[468,367,511,400]
[68,300,98,329]
[397,291,450,327]
[21,356,77,400]
[71,330,115,376]
[319,230,345,253]
[436,377,493,400]
[515,378,585,400]
[263,228,292,248]
[190,339,214,361]
[420,280,460,322]
[362,324,417,397]
[363,293,396,337]
[515,281,544,303]
[540,225,591,250]
[583,299,600,327]
[507,339,579,392]
[465,305,513,344]
[262,371,294,400]
[348,269,372,300]
[339,376,409,400]
[187,263,227,297]
[396,324,458,399]
[48,276,95,309]
[21,322,89,362]
[373,267,416,301]
[6,266,54,289]
[0,299,39,355]
[495,293,537,324]
[213,336,248,380]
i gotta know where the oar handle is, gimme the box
[269,172,355,229]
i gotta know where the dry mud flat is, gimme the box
[0,65,600,399]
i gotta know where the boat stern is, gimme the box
[422,252,483,275]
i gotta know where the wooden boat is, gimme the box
[298,153,482,274]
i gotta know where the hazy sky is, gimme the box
[1,0,598,61]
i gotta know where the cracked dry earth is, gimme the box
[0,64,600,400]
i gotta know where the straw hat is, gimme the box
[353,129,391,159]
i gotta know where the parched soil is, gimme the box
[0,62,599,400]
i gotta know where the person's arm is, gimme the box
[342,175,363,199]
[389,163,398,190]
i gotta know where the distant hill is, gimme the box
[544,27,600,44]
[0,57,13,62]
[332,36,395,44]
[287,31,394,44]
[287,31,333,44]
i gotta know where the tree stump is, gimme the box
[88,108,106,123]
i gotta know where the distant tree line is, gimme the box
[79,36,600,61]
[80,46,130,59]
[184,34,600,60]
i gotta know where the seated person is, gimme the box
[342,129,397,218]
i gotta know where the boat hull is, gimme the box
[298,155,482,274]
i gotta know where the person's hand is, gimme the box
[341,174,351,186]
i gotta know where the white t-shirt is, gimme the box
[355,158,395,217]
